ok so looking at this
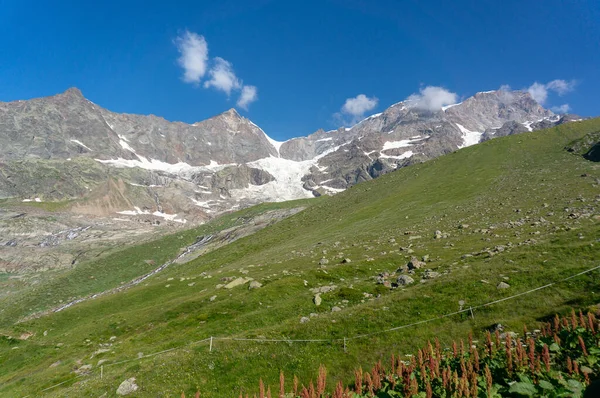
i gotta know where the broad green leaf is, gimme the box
[509,382,537,397]
[538,380,555,391]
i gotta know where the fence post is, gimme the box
[101,365,103,379]
[209,336,213,352]
[343,337,347,353]
[469,306,475,319]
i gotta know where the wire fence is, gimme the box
[27,263,600,395]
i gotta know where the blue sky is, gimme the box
[1,0,598,140]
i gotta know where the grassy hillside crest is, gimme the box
[1,119,599,397]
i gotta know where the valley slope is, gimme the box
[0,118,598,397]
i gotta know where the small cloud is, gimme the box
[499,84,512,91]
[174,30,209,84]
[203,57,242,96]
[527,82,549,104]
[335,94,379,126]
[407,86,458,111]
[237,85,258,110]
[546,79,577,95]
[527,79,577,104]
[551,104,571,113]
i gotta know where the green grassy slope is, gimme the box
[1,119,599,397]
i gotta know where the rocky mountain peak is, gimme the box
[0,87,579,223]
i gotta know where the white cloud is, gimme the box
[174,31,209,84]
[527,82,549,104]
[237,85,258,110]
[341,94,379,117]
[203,57,242,96]
[527,79,577,104]
[407,86,458,111]
[551,104,571,113]
[174,31,259,110]
[546,79,577,95]
[334,94,379,126]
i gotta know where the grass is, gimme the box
[0,119,599,397]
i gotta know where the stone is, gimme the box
[396,275,415,286]
[117,378,139,395]
[318,258,329,266]
[396,264,409,273]
[300,317,310,324]
[313,294,322,306]
[434,230,443,239]
[209,295,217,302]
[423,270,440,279]
[75,364,92,375]
[248,281,262,289]
[331,306,342,312]
[407,256,425,270]
[224,277,252,289]
[497,282,511,289]
[342,258,351,264]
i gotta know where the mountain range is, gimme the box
[0,87,581,223]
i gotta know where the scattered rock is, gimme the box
[310,285,337,294]
[396,275,415,286]
[497,282,511,289]
[423,270,440,279]
[318,258,329,266]
[74,364,92,375]
[407,256,425,270]
[209,295,217,302]
[224,277,253,289]
[300,317,310,324]
[116,378,139,396]
[248,281,262,289]
[331,306,342,312]
[313,294,322,306]
[49,361,61,368]
[341,258,351,264]
[458,224,469,229]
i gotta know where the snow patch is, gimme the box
[456,124,483,148]
[96,156,235,176]
[116,206,186,223]
[316,137,333,142]
[382,136,427,150]
[233,143,348,202]
[442,102,461,112]
[379,151,414,160]
[70,139,93,151]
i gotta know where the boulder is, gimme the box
[407,256,425,270]
[396,275,415,286]
[117,378,139,396]
[300,317,310,324]
[248,281,262,289]
[423,270,440,279]
[497,282,510,289]
[313,294,322,306]
[331,306,342,312]
[224,277,253,289]
[318,258,329,266]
